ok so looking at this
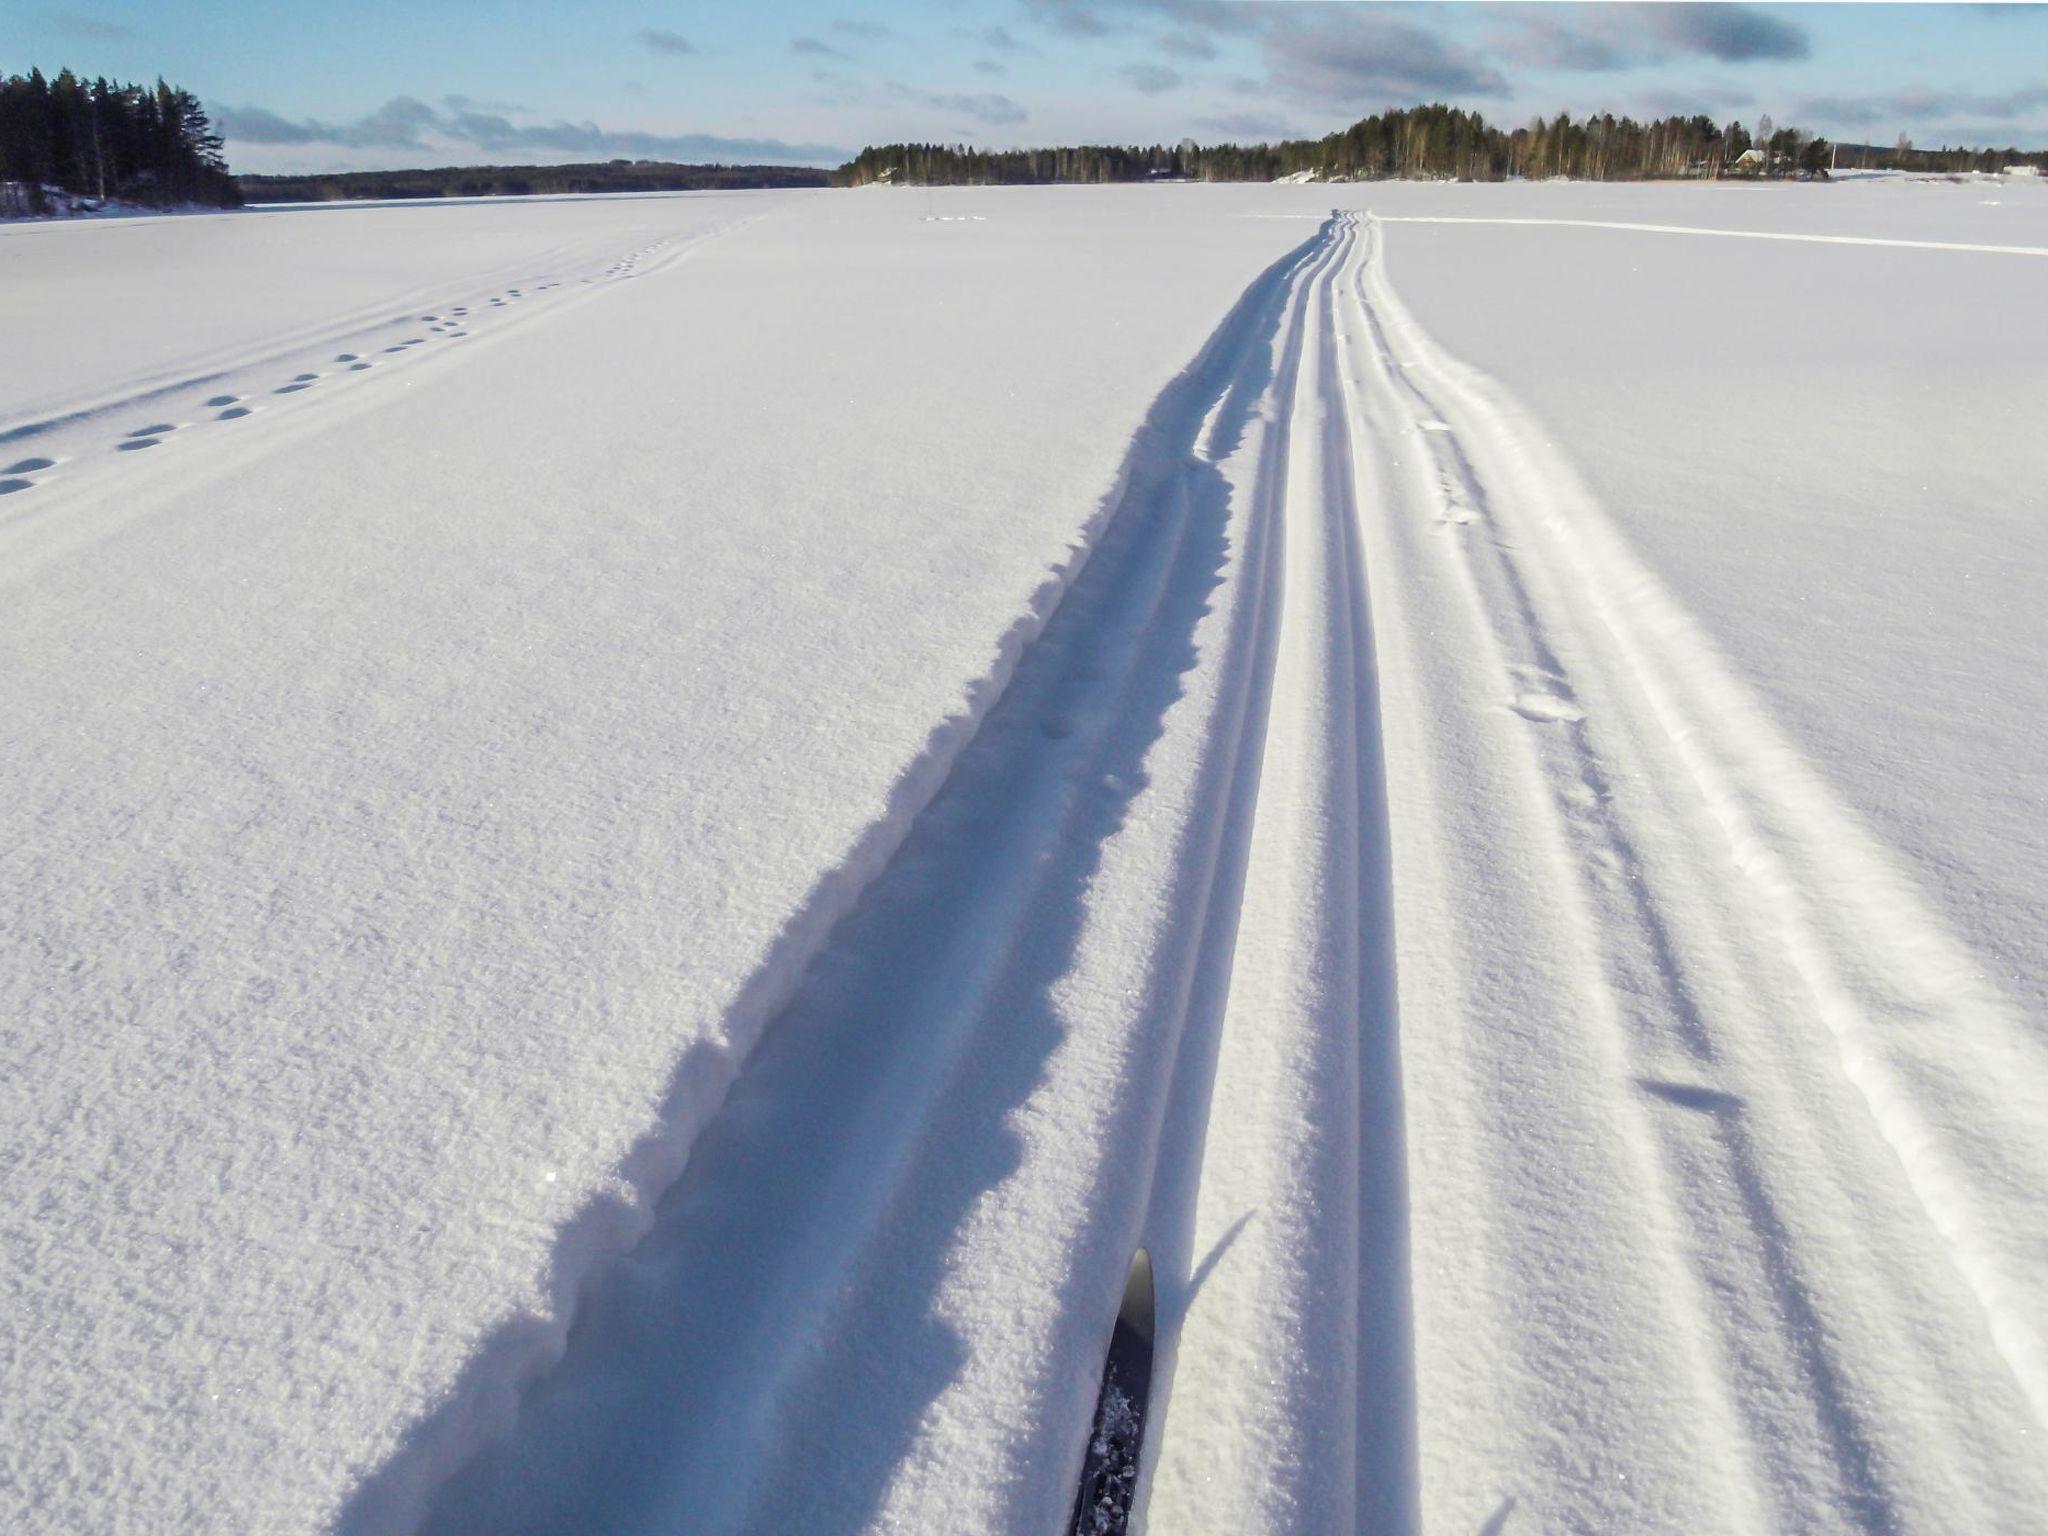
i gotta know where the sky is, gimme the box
[6,1,2047,173]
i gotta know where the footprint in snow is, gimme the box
[204,394,239,408]
[1638,1078,1743,1116]
[335,353,359,363]
[217,406,253,420]
[120,422,175,449]
[1561,781,1603,813]
[348,361,372,371]
[0,477,31,495]
[1510,693,1586,725]
[5,456,56,474]
[273,375,318,394]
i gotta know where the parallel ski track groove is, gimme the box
[1351,218,1899,1533]
[363,200,2048,1536]
[1357,212,2048,1530]
[391,217,1356,1536]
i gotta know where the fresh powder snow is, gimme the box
[3,178,2045,1535]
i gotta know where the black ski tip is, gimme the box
[1069,1248,1157,1536]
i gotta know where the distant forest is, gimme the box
[1833,138,2048,176]
[0,68,239,212]
[238,161,830,204]
[839,103,2043,187]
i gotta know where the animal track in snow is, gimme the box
[205,395,239,408]
[5,456,56,474]
[128,423,176,437]
[0,477,31,495]
[1510,692,1587,725]
[217,406,253,420]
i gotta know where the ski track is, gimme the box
[1375,214,2048,258]
[1353,215,2048,1532]
[185,205,2048,1532]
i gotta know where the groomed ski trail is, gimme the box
[377,211,1362,1536]
[366,208,2048,1536]
[1348,214,2048,1533]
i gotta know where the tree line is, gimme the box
[837,104,1847,187]
[1834,135,2048,176]
[238,160,829,204]
[0,68,239,213]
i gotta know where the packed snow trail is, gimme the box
[403,211,1352,1536]
[1346,216,2048,1532]
[0,187,1331,1535]
[400,206,2048,1535]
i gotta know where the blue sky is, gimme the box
[7,2,2047,171]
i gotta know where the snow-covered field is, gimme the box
[3,179,2045,1534]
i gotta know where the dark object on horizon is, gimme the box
[0,67,240,212]
[236,160,831,204]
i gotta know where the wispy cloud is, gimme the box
[214,96,845,163]
[888,84,1028,126]
[976,26,1033,55]
[632,26,696,57]
[1490,3,1808,73]
[1648,4,1808,64]
[792,36,849,60]
[1193,111,1303,141]
[1027,0,1114,39]
[45,10,132,40]
[1799,84,2048,130]
[1633,84,1757,120]
[831,18,893,40]
[443,93,526,113]
[1021,1,1506,103]
[1017,1,1811,113]
[1260,9,1510,104]
[1120,63,1182,95]
[1157,30,1218,62]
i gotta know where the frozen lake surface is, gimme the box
[4,178,2045,1534]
